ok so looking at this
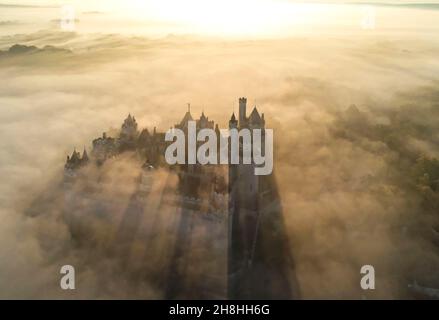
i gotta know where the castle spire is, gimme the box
[239,97,247,127]
[229,112,238,129]
[82,147,89,162]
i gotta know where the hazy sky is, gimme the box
[2,0,439,38]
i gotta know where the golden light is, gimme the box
[112,0,336,37]
[146,0,288,35]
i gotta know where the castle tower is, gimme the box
[228,112,239,207]
[239,97,247,128]
[248,106,265,130]
[81,148,89,164]
[120,114,139,141]
[176,105,193,131]
[228,98,279,299]
[229,112,238,129]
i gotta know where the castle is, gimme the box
[64,97,267,203]
[63,97,297,299]
[64,148,88,175]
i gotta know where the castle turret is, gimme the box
[82,148,89,163]
[239,97,247,128]
[119,113,139,150]
[65,147,88,172]
[248,106,265,129]
[229,112,238,129]
[71,148,80,162]
[120,113,139,140]
[176,104,194,131]
[197,110,214,130]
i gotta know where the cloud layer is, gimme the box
[1,27,439,298]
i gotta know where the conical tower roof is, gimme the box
[82,148,89,161]
[249,106,262,123]
[179,110,193,127]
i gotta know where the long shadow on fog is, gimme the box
[228,166,301,299]
[23,162,300,299]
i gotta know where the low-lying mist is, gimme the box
[1,29,439,298]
